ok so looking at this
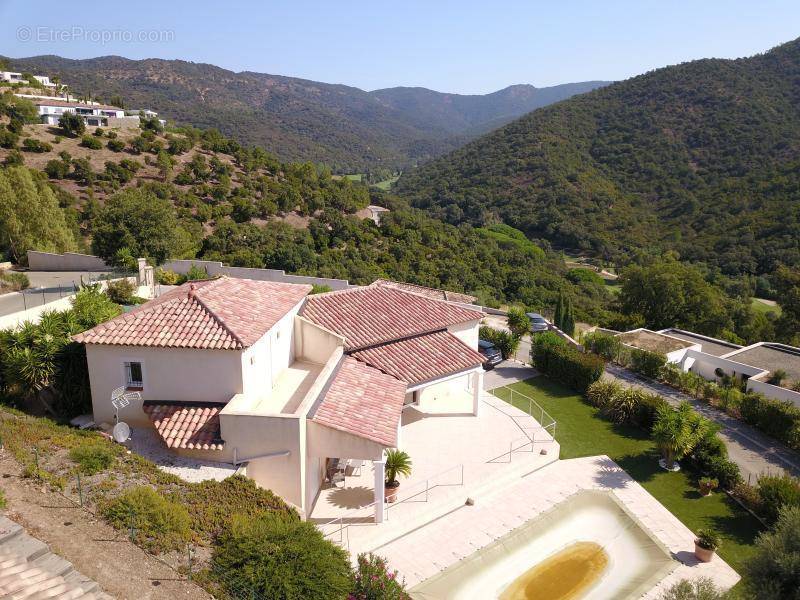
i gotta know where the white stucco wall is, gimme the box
[747,379,800,408]
[86,344,243,426]
[682,349,764,381]
[447,319,481,349]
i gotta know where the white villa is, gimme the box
[74,277,491,521]
[614,327,800,407]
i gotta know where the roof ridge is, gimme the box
[187,286,245,349]
[347,328,446,353]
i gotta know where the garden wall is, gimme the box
[27,251,109,271]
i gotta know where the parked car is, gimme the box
[478,339,503,370]
[526,312,549,333]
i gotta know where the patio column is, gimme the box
[373,458,386,523]
[472,369,483,416]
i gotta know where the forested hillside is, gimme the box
[0,92,615,322]
[3,55,607,172]
[397,38,800,278]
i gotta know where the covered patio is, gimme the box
[309,387,559,556]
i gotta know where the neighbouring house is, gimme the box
[369,278,477,305]
[613,327,800,407]
[0,71,25,84]
[32,75,57,88]
[357,204,390,226]
[74,277,486,519]
[31,99,136,128]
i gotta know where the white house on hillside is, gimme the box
[74,277,486,520]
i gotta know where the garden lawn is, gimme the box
[751,297,781,317]
[495,377,764,574]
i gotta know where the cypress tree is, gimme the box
[562,295,575,337]
[554,292,565,331]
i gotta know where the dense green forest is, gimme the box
[397,38,800,278]
[4,55,606,172]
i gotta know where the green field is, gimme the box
[494,377,764,574]
[373,175,400,190]
[751,297,781,316]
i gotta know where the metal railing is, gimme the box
[318,462,465,551]
[489,385,557,459]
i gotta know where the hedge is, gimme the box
[628,348,667,379]
[740,393,800,452]
[531,333,604,392]
[582,331,621,361]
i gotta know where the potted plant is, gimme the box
[384,449,412,504]
[694,528,721,563]
[698,477,718,496]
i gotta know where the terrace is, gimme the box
[310,389,558,557]
[617,328,697,355]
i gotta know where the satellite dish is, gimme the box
[112,421,131,443]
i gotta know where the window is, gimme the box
[125,361,143,389]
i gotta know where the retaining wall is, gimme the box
[27,251,109,271]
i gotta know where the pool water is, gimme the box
[498,542,609,600]
[410,491,676,600]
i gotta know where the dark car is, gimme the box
[526,312,549,333]
[478,339,503,370]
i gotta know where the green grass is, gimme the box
[373,175,399,190]
[332,173,364,182]
[493,377,764,574]
[604,280,621,296]
[751,297,781,316]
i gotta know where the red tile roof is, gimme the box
[73,277,311,350]
[301,286,483,350]
[352,330,484,386]
[370,279,477,304]
[143,402,225,450]
[311,357,407,447]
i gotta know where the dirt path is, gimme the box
[0,455,212,600]
[605,363,800,482]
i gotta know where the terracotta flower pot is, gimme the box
[384,481,400,503]
[694,541,715,563]
[699,483,713,496]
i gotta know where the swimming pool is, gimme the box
[409,490,677,600]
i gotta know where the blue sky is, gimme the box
[1,1,798,94]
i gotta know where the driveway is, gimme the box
[481,314,532,363]
[605,363,800,482]
[0,270,110,316]
[483,360,538,390]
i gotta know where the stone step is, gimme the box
[61,574,98,596]
[31,554,74,578]
[4,571,66,600]
[0,518,23,544]
[0,536,49,563]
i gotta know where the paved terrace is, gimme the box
[377,456,740,595]
[311,391,559,557]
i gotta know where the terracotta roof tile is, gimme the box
[311,357,407,447]
[351,330,484,386]
[73,277,311,349]
[301,286,483,350]
[370,279,477,304]
[143,402,225,450]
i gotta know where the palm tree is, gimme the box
[384,449,412,485]
[651,402,711,469]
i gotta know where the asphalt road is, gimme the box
[0,271,110,316]
[605,363,800,482]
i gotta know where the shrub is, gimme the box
[69,442,115,474]
[479,326,519,359]
[583,331,621,361]
[506,306,530,337]
[101,486,191,552]
[603,387,646,424]
[631,392,670,432]
[44,158,70,179]
[107,138,125,152]
[0,488,6,509]
[629,348,667,379]
[310,284,332,294]
[652,402,713,469]
[352,553,410,600]
[586,379,622,409]
[732,481,763,515]
[58,112,85,136]
[658,577,725,600]
[211,512,352,600]
[156,268,184,285]
[744,505,800,600]
[105,278,136,305]
[93,127,104,137]
[3,149,24,165]
[0,271,30,291]
[740,392,800,451]
[704,455,742,490]
[531,333,604,392]
[0,126,18,148]
[80,135,102,150]
[757,474,800,524]
[21,137,52,153]
[185,264,210,281]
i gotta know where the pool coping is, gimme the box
[373,455,741,598]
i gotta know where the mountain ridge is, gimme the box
[2,54,609,171]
